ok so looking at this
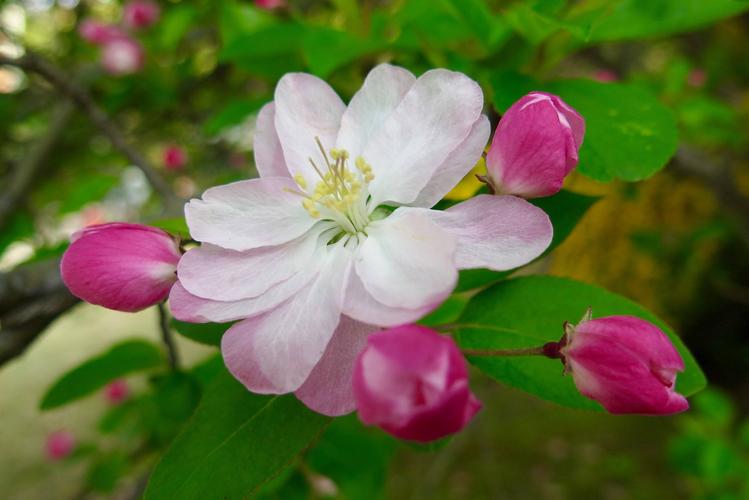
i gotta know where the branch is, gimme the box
[0,100,74,230]
[0,52,182,213]
[0,259,79,366]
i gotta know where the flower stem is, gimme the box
[462,342,562,359]
[157,303,180,370]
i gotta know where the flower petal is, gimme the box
[253,102,289,178]
[177,225,329,301]
[273,73,346,185]
[336,64,416,155]
[356,209,457,309]
[168,242,324,324]
[343,268,438,326]
[423,195,553,270]
[410,115,490,208]
[363,69,484,207]
[221,244,352,394]
[185,177,315,251]
[295,316,377,416]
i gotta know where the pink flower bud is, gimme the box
[688,69,707,88]
[45,430,75,461]
[162,145,188,171]
[79,19,127,45]
[561,314,689,415]
[104,379,130,404]
[353,325,482,442]
[100,37,144,76]
[61,223,181,312]
[485,92,585,198]
[123,0,161,30]
[255,0,285,9]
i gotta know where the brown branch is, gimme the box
[0,52,181,213]
[0,100,74,230]
[0,258,79,366]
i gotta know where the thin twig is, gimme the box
[0,52,181,213]
[157,303,180,370]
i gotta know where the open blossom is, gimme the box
[561,313,689,415]
[61,223,181,312]
[353,325,481,442]
[101,37,144,76]
[123,0,161,30]
[170,64,553,416]
[163,145,188,171]
[79,19,126,45]
[485,92,585,198]
[45,431,75,461]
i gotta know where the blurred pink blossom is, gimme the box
[255,0,285,9]
[123,0,161,30]
[79,19,127,45]
[163,145,188,171]
[45,431,75,461]
[593,70,618,83]
[104,379,130,404]
[688,69,707,88]
[101,37,144,76]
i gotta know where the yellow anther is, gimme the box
[302,199,319,218]
[293,174,307,190]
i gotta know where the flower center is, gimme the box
[289,137,375,237]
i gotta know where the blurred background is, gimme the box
[1,0,748,498]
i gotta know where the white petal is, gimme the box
[221,244,352,393]
[343,268,438,326]
[273,73,346,186]
[253,102,289,178]
[169,241,326,323]
[336,64,415,155]
[295,316,377,416]
[177,225,329,301]
[410,115,490,208]
[424,195,553,270]
[363,69,484,207]
[185,177,315,251]
[356,209,457,310]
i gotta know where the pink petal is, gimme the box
[410,115,490,208]
[61,223,180,312]
[185,177,315,251]
[253,102,290,178]
[221,244,351,393]
[355,209,457,310]
[273,73,346,186]
[336,64,416,156]
[363,69,484,207]
[101,37,144,76]
[342,267,439,326]
[419,195,553,270]
[295,316,377,416]
[177,227,325,301]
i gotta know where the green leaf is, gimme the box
[419,293,470,326]
[153,372,202,422]
[144,367,330,500]
[171,319,228,347]
[158,5,198,50]
[302,27,384,78]
[489,75,679,183]
[40,340,163,410]
[587,0,749,42]
[87,453,128,493]
[307,415,397,500]
[203,98,266,136]
[456,190,599,292]
[456,276,706,410]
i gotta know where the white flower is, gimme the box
[170,64,553,416]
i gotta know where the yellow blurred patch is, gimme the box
[445,157,486,201]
